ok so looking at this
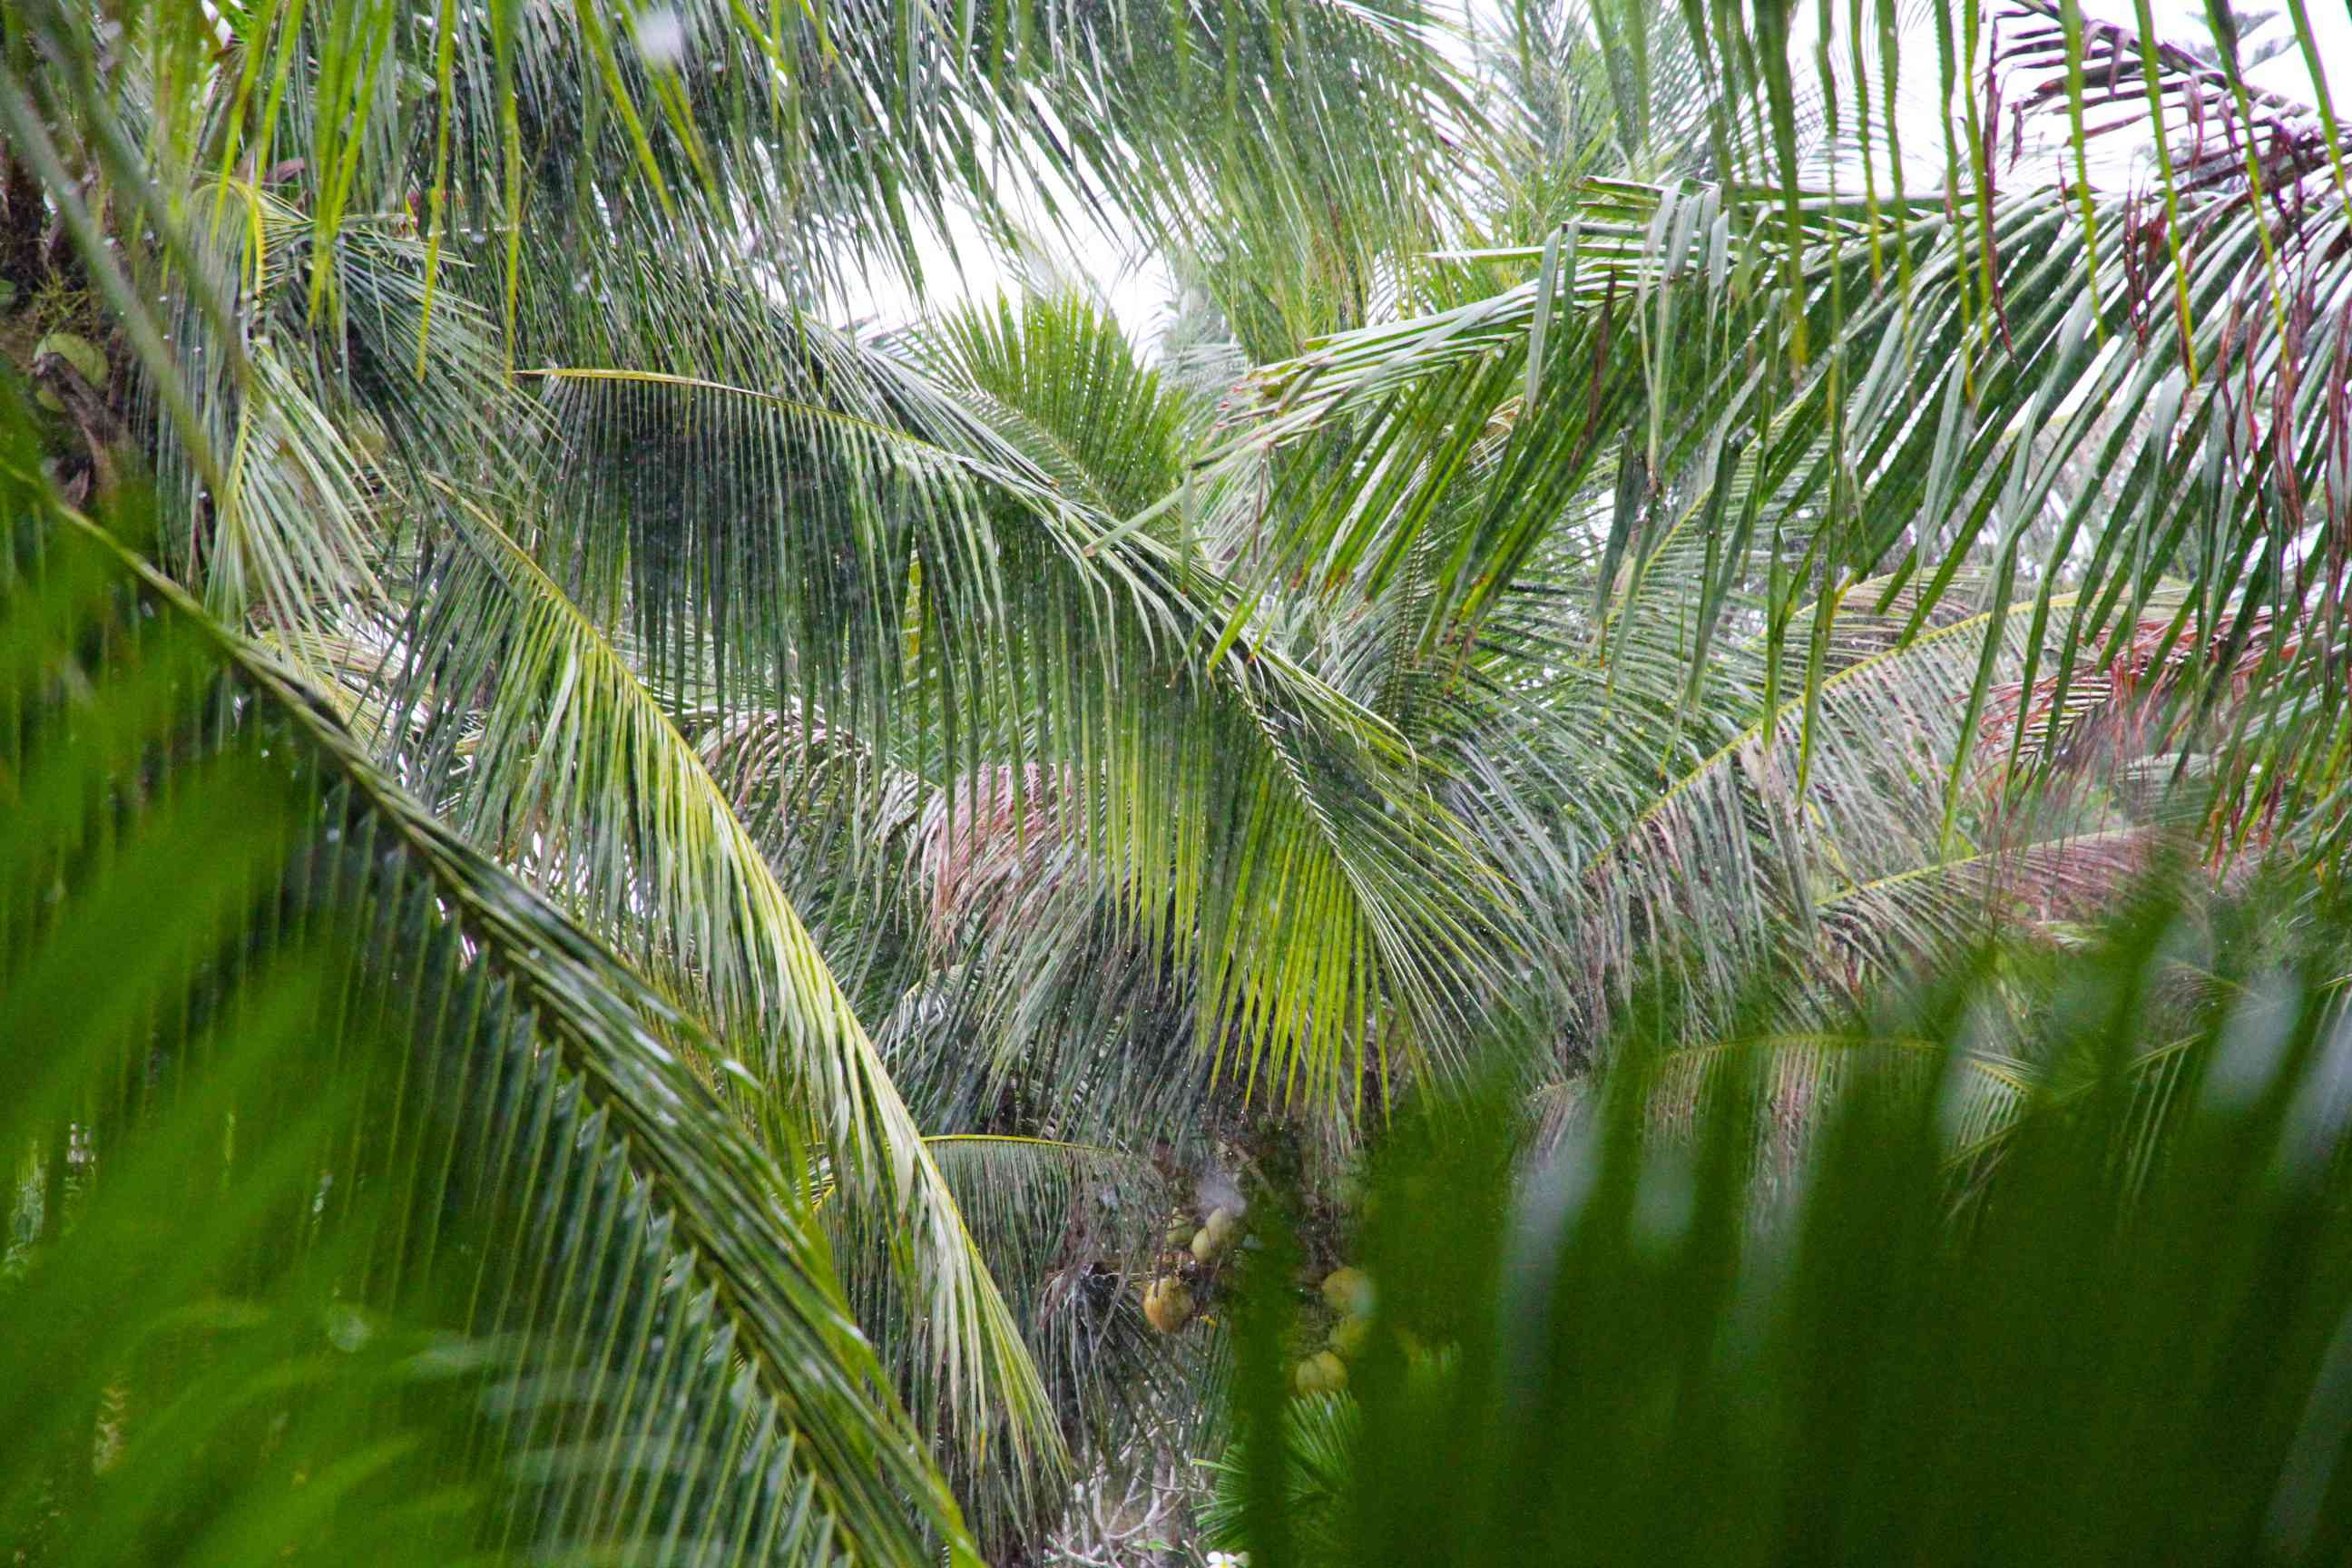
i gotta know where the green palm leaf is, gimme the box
[1,407,976,1565]
[347,480,1067,1488]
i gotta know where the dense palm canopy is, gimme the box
[5,0,2352,1558]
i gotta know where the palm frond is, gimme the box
[0,400,977,1566]
[343,483,1068,1488]
[826,1132,1200,1555]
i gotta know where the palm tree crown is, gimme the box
[5,0,2350,1558]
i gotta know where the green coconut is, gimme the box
[1142,1276,1195,1334]
[1320,1266,1374,1318]
[1291,1350,1348,1396]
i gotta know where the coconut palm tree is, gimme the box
[5,0,2350,1558]
[1,0,1494,1549]
[0,415,983,1563]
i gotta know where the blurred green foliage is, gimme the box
[1210,886,2352,1565]
[0,381,975,1565]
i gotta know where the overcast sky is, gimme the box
[844,0,2352,348]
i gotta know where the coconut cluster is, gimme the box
[1134,1201,1378,1401]
[1140,1202,1246,1334]
[1290,1265,1375,1396]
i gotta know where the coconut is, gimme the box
[1320,1266,1374,1318]
[1291,1350,1348,1396]
[1142,1276,1194,1334]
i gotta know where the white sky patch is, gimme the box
[2126,0,2352,103]
[2068,0,2351,177]
[841,0,2350,352]
[837,140,1175,350]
